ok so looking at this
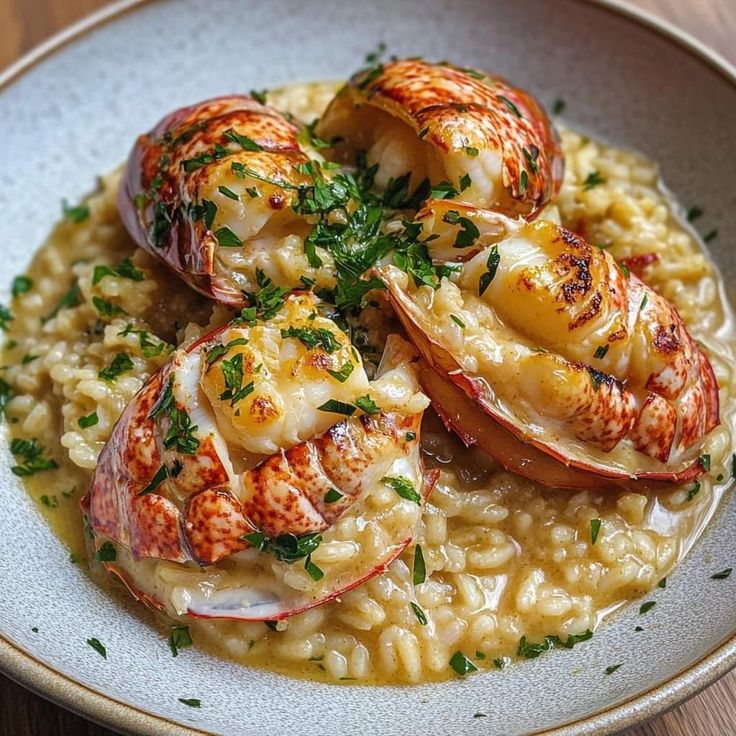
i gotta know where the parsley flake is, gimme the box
[413,544,426,585]
[78,412,99,429]
[86,637,107,659]
[382,476,421,504]
[99,353,134,382]
[169,626,193,657]
[449,651,478,676]
[583,171,606,190]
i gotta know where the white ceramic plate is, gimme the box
[0,1,734,734]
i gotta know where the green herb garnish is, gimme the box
[86,637,107,659]
[449,651,478,676]
[168,626,193,657]
[317,399,356,416]
[78,412,99,429]
[10,438,58,477]
[410,602,428,625]
[62,199,90,222]
[382,476,421,505]
[95,541,117,562]
[590,519,602,545]
[98,353,134,382]
[583,171,605,190]
[11,275,33,298]
[478,246,500,295]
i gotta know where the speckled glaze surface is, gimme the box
[0,1,734,734]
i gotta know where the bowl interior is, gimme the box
[0,1,734,734]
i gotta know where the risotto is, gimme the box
[3,77,734,685]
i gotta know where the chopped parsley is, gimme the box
[168,626,193,657]
[552,98,566,115]
[700,454,711,472]
[413,544,426,585]
[410,602,428,625]
[21,353,38,365]
[605,663,623,676]
[244,531,323,581]
[327,361,354,383]
[219,353,255,406]
[686,206,703,222]
[206,337,249,366]
[92,257,144,285]
[95,541,117,562]
[493,656,510,670]
[443,209,480,249]
[658,577,667,589]
[164,406,200,454]
[11,275,33,298]
[478,246,500,296]
[704,229,718,243]
[44,283,81,323]
[138,464,170,496]
[594,344,609,360]
[382,475,421,505]
[86,637,107,659]
[78,412,99,429]
[40,494,59,508]
[10,438,58,477]
[297,119,343,150]
[223,128,263,151]
[118,324,169,358]
[522,146,539,174]
[0,378,11,415]
[463,146,479,157]
[250,89,268,104]
[687,480,701,501]
[214,226,243,247]
[590,519,602,545]
[182,153,214,172]
[178,698,201,708]
[450,314,465,329]
[324,488,344,504]
[217,185,240,201]
[304,555,324,581]
[449,651,478,676]
[429,180,459,200]
[238,269,289,323]
[517,630,593,659]
[317,399,356,416]
[711,568,732,580]
[280,326,341,353]
[639,601,656,615]
[98,353,135,382]
[92,296,126,317]
[583,171,606,190]
[190,199,218,230]
[62,199,90,222]
[0,304,13,331]
[519,170,529,192]
[497,95,522,118]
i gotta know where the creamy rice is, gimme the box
[3,82,734,684]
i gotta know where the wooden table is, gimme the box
[0,0,734,734]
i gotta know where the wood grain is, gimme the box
[0,1,733,735]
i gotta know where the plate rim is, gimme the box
[0,1,734,734]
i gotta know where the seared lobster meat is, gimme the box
[82,295,434,619]
[316,58,563,218]
[379,213,719,489]
[118,95,334,306]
